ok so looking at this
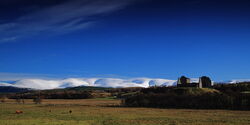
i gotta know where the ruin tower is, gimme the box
[177,76,191,85]
[199,76,212,88]
[198,78,203,88]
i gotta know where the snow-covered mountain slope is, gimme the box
[0,78,177,90]
[1,77,249,90]
[224,79,250,84]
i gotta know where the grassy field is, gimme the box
[1,99,250,125]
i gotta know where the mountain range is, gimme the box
[0,78,250,90]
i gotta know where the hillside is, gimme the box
[0,86,30,93]
[124,84,250,110]
[4,86,112,99]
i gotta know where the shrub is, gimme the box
[33,96,42,104]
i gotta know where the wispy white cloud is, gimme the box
[0,0,135,43]
[0,37,17,43]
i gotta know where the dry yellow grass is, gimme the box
[1,99,250,125]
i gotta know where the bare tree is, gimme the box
[15,94,25,104]
[33,91,42,104]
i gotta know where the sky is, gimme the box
[0,0,250,82]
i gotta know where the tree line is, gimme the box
[123,83,250,110]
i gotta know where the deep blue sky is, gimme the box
[0,0,250,81]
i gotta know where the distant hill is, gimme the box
[1,85,113,99]
[2,85,145,99]
[0,85,110,94]
[65,86,111,91]
[38,86,111,93]
[0,86,31,93]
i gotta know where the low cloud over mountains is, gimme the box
[0,78,176,90]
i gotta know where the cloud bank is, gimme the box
[0,78,177,90]
[0,0,135,43]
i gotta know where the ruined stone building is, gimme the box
[198,76,212,88]
[177,76,212,88]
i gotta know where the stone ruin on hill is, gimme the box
[177,76,212,88]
